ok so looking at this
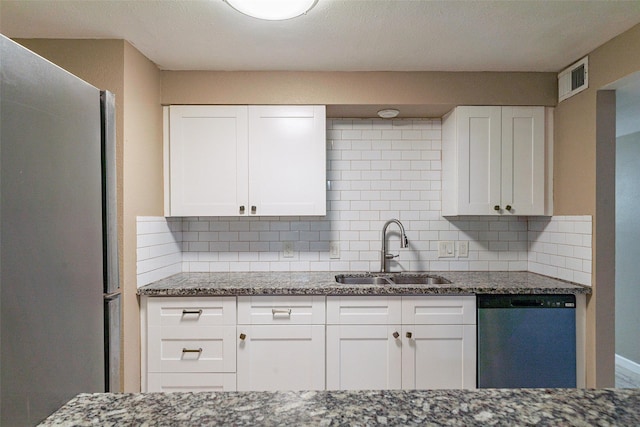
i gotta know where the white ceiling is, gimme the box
[2,0,640,72]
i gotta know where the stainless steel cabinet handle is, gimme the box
[251,205,257,214]
[272,308,292,317]
[182,309,203,315]
[406,332,413,339]
[240,205,245,213]
[239,333,247,341]
[392,331,400,339]
[182,348,202,353]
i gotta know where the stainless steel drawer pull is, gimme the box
[272,308,292,317]
[182,348,203,353]
[182,309,203,315]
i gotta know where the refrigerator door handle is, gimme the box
[104,291,121,301]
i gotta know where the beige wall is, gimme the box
[161,70,557,110]
[554,22,640,387]
[122,42,163,392]
[15,39,163,392]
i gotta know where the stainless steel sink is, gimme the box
[335,275,393,285]
[386,274,451,285]
[335,273,451,286]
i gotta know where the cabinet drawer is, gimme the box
[147,297,236,327]
[327,296,401,324]
[147,325,236,373]
[147,372,236,392]
[237,296,325,325]
[402,296,476,325]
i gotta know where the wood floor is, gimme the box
[615,363,640,388]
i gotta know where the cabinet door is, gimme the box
[456,106,502,215]
[168,106,248,216]
[248,106,326,216]
[401,325,476,390]
[326,325,402,390]
[501,107,545,215]
[236,325,325,391]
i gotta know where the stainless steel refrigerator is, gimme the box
[0,35,121,425]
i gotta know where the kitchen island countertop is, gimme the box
[137,271,590,296]
[40,388,639,426]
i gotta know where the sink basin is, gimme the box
[335,274,451,286]
[335,275,393,285]
[386,274,451,285]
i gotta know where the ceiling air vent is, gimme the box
[558,56,588,102]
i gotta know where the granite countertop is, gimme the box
[137,271,590,296]
[40,388,640,426]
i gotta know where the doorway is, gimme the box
[612,72,640,387]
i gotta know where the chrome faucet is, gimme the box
[380,219,409,273]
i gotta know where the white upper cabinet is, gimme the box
[167,106,248,217]
[442,106,552,216]
[165,105,326,217]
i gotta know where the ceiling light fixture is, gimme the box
[224,0,319,21]
[377,109,400,119]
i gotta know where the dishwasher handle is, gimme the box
[511,299,544,307]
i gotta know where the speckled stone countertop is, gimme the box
[137,271,590,296]
[40,388,639,426]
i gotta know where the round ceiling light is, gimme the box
[224,0,319,21]
[377,109,400,119]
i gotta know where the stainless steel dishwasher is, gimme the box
[477,294,576,388]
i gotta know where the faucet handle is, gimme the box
[385,253,399,260]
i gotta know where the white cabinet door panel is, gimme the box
[237,295,326,325]
[326,296,401,325]
[458,106,502,215]
[248,105,326,216]
[501,106,545,215]
[147,296,236,327]
[147,372,236,392]
[401,296,476,325]
[236,325,325,391]
[169,106,248,216]
[401,325,476,390]
[326,325,402,390]
[148,325,236,373]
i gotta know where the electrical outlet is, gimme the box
[438,241,455,258]
[329,241,340,259]
[458,241,469,258]
[283,241,294,258]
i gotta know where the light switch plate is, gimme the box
[283,241,294,258]
[438,241,455,258]
[458,241,469,258]
[329,241,340,259]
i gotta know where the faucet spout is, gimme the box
[381,219,409,273]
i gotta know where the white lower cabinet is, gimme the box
[401,324,476,389]
[236,296,325,391]
[142,296,237,392]
[326,324,402,390]
[143,294,475,392]
[326,295,476,390]
[236,325,325,391]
